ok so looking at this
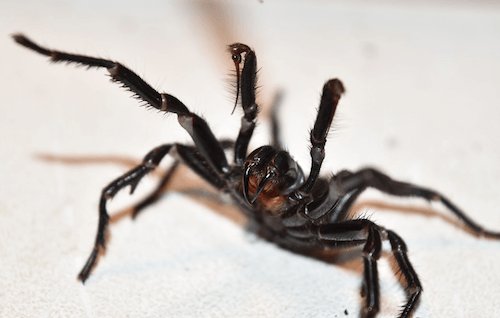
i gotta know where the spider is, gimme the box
[12,34,500,318]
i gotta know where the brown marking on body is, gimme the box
[247,175,286,214]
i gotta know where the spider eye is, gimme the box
[232,54,241,63]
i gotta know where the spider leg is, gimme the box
[130,160,180,219]
[300,79,345,193]
[131,139,235,219]
[317,220,421,318]
[78,143,228,283]
[386,230,422,318]
[12,34,231,177]
[336,167,500,238]
[78,144,173,283]
[316,219,383,318]
[228,43,259,166]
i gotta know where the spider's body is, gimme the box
[13,34,500,318]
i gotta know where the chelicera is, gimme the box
[13,34,500,318]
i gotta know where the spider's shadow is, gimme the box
[35,152,247,225]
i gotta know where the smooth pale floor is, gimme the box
[1,1,500,317]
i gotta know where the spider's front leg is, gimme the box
[229,44,284,152]
[12,34,231,177]
[300,79,345,193]
[228,43,259,166]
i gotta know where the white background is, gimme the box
[1,1,500,317]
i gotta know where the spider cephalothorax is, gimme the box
[243,146,304,213]
[13,34,500,318]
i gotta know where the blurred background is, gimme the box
[1,1,500,317]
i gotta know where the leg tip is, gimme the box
[77,272,88,284]
[11,33,29,45]
[325,78,345,96]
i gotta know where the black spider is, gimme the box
[12,34,500,318]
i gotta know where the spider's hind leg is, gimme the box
[336,167,500,238]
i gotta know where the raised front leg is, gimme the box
[300,79,345,193]
[228,43,259,166]
[12,34,231,177]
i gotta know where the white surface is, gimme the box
[1,1,500,317]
